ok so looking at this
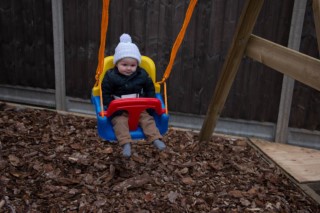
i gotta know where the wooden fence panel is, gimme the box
[290,0,320,131]
[0,0,54,88]
[222,0,294,123]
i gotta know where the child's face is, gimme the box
[116,57,138,76]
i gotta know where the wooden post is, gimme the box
[276,0,307,143]
[313,0,320,55]
[199,0,264,142]
[52,0,66,111]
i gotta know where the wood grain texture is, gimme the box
[199,0,264,141]
[251,138,320,183]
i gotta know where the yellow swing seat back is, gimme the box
[91,55,169,141]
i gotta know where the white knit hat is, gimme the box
[113,34,141,65]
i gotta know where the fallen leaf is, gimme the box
[132,153,145,163]
[113,174,152,191]
[101,147,113,154]
[180,167,189,174]
[167,191,179,203]
[144,192,154,202]
[94,199,106,207]
[181,177,195,185]
[228,190,243,198]
[8,154,21,166]
[240,198,251,206]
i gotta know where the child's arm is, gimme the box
[144,75,156,98]
[101,72,114,107]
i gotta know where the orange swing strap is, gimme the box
[157,0,198,112]
[94,0,110,117]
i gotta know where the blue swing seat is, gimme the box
[91,56,169,142]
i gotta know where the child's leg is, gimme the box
[139,110,162,143]
[111,113,133,146]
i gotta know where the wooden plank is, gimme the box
[313,0,320,55]
[199,0,264,141]
[276,0,307,144]
[300,184,320,205]
[245,35,320,92]
[251,138,320,183]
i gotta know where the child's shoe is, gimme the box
[153,139,166,151]
[122,143,131,158]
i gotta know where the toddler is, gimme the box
[102,34,166,157]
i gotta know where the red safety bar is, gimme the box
[100,98,166,130]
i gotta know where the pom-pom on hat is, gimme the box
[113,33,141,65]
